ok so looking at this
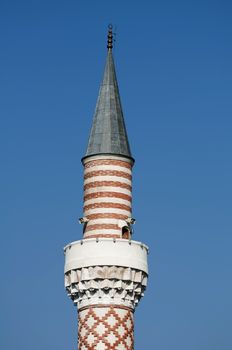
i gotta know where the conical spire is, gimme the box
[83,26,133,161]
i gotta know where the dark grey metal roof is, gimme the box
[84,49,132,160]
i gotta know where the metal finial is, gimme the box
[107,24,113,50]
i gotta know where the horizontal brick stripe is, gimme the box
[85,224,119,232]
[87,218,121,225]
[84,202,131,212]
[84,170,132,180]
[84,175,131,186]
[84,197,132,207]
[84,181,132,191]
[84,164,132,175]
[86,213,128,220]
[85,159,132,169]
[84,191,132,202]
[83,234,121,240]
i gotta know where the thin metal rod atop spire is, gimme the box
[107,24,113,50]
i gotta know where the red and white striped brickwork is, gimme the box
[83,155,134,239]
[78,305,134,350]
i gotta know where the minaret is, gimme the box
[64,26,149,350]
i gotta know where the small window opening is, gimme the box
[122,226,131,239]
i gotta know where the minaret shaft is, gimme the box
[83,155,133,239]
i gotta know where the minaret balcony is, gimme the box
[64,238,148,309]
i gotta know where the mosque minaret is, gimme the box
[64,26,149,350]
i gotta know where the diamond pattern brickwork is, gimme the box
[78,305,134,350]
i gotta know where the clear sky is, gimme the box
[1,0,232,349]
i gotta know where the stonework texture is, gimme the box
[65,265,148,309]
[78,305,134,350]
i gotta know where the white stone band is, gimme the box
[84,208,131,216]
[84,187,132,196]
[64,238,148,273]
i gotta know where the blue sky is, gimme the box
[1,0,232,349]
